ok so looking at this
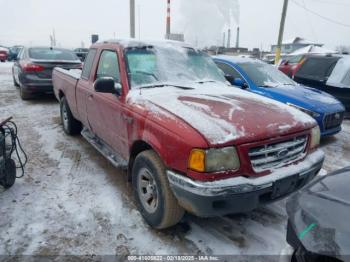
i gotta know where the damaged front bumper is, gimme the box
[167,149,325,217]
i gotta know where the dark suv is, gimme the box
[293,55,350,116]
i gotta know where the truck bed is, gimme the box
[52,67,82,119]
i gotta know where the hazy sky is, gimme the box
[0,0,349,51]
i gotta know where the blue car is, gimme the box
[213,56,345,137]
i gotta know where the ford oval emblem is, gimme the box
[277,149,289,159]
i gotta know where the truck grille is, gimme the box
[323,112,344,130]
[248,136,308,173]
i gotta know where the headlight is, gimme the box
[188,147,240,173]
[310,126,321,149]
[286,103,320,118]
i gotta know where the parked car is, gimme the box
[278,55,305,78]
[0,47,8,62]
[53,40,324,229]
[74,48,89,61]
[214,56,345,137]
[12,46,82,100]
[7,45,23,61]
[293,55,350,115]
[286,166,350,261]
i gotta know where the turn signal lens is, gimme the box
[188,149,205,172]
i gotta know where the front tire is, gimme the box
[132,150,184,229]
[60,96,82,135]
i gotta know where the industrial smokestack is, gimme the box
[223,32,226,47]
[236,26,240,48]
[130,0,136,38]
[227,28,231,48]
[166,0,171,39]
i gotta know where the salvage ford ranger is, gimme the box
[52,40,325,229]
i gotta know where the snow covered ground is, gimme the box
[0,61,349,258]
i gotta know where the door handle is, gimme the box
[122,113,133,124]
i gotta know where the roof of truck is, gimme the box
[93,38,193,49]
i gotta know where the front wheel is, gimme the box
[132,150,184,229]
[60,96,82,135]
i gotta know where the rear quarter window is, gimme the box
[296,57,340,81]
[81,49,97,80]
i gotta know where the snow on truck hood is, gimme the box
[127,83,316,145]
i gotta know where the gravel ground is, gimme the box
[0,61,349,259]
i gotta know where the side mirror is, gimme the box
[94,77,122,96]
[233,78,248,89]
[282,60,289,66]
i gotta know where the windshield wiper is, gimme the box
[195,80,220,84]
[138,83,194,90]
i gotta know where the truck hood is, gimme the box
[254,84,343,113]
[127,83,316,146]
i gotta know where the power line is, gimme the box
[301,0,318,41]
[309,0,350,6]
[291,0,350,28]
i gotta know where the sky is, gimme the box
[0,0,349,51]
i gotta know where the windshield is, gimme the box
[238,61,296,87]
[29,48,80,61]
[125,46,226,88]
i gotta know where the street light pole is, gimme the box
[130,0,136,38]
[275,0,289,64]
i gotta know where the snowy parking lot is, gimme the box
[0,61,349,258]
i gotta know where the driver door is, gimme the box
[86,49,126,154]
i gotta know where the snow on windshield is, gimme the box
[125,45,226,88]
[238,62,296,87]
[327,57,350,88]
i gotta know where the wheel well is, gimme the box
[58,90,65,100]
[128,140,153,180]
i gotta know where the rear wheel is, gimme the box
[19,86,32,100]
[60,96,82,135]
[13,75,19,87]
[132,150,184,229]
[0,159,16,189]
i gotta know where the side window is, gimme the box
[96,50,120,81]
[215,62,242,79]
[81,49,97,80]
[17,48,24,60]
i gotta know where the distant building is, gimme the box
[271,37,323,54]
[166,33,185,42]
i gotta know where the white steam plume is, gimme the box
[174,0,240,47]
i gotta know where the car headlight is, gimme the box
[188,147,240,173]
[286,103,320,118]
[310,126,321,149]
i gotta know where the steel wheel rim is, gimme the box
[62,104,69,130]
[137,167,159,214]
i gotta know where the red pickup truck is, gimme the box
[53,40,325,229]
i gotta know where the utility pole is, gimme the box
[275,0,289,64]
[130,0,136,38]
